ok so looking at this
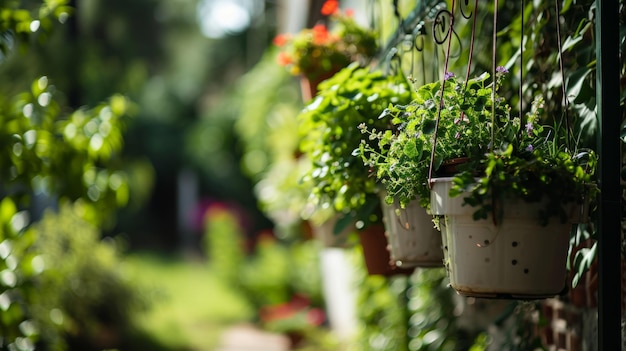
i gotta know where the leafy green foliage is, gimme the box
[0,0,72,61]
[358,72,506,209]
[0,201,146,350]
[449,94,598,225]
[202,205,247,287]
[298,64,413,224]
[29,204,146,350]
[354,256,471,351]
[231,49,312,238]
[0,197,43,351]
[0,3,139,349]
[203,206,323,313]
[0,76,133,227]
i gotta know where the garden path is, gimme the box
[214,323,291,351]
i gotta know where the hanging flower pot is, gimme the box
[431,177,588,299]
[272,2,378,102]
[357,224,414,276]
[309,215,352,248]
[299,68,341,102]
[379,192,443,268]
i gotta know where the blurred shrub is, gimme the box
[356,273,410,351]
[203,205,323,311]
[203,204,247,286]
[232,49,311,240]
[30,203,147,350]
[0,197,45,351]
[352,246,476,351]
[0,77,134,228]
[0,201,147,351]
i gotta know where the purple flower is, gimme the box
[496,66,508,74]
[525,121,534,136]
[444,71,455,80]
[526,144,534,152]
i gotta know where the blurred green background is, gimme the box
[0,0,609,350]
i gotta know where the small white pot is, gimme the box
[430,177,580,299]
[380,193,444,268]
[310,215,353,248]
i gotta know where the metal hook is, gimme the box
[385,47,403,78]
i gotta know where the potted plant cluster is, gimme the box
[359,66,597,298]
[357,71,500,268]
[273,0,378,100]
[297,63,414,274]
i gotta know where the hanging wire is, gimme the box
[427,0,457,186]
[426,0,478,186]
[554,0,573,150]
[518,0,524,142]
[463,0,479,83]
[490,0,499,152]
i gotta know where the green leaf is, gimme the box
[0,199,17,225]
[422,119,436,134]
[571,243,597,288]
[403,139,418,158]
[561,0,573,13]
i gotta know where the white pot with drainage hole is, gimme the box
[430,177,585,299]
[379,191,444,268]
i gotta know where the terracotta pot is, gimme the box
[299,69,342,102]
[357,224,414,276]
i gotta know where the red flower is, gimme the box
[273,33,290,47]
[277,51,292,66]
[306,308,326,326]
[344,8,354,17]
[312,24,330,45]
[320,0,339,16]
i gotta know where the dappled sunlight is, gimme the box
[0,0,614,350]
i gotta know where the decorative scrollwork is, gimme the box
[432,9,453,45]
[384,47,403,77]
[412,22,427,52]
[459,0,473,20]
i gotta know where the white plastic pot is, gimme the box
[310,215,353,248]
[380,192,444,268]
[430,177,581,299]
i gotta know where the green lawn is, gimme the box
[121,251,254,351]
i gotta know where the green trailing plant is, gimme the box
[357,71,506,209]
[358,64,597,225]
[297,63,414,229]
[449,91,598,225]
